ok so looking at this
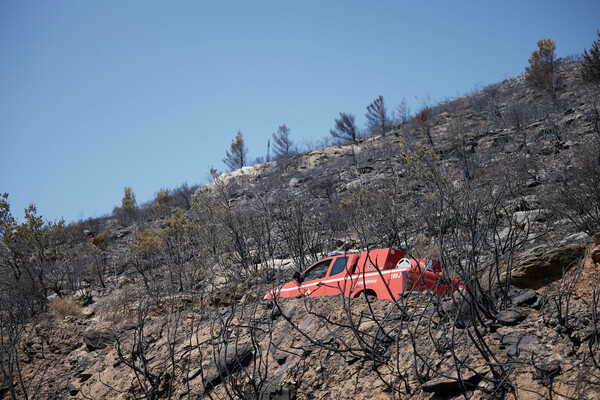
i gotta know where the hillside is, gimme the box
[1,59,600,399]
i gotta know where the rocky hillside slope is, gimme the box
[2,59,600,400]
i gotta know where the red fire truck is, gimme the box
[264,248,464,301]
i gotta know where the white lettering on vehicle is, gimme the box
[361,279,377,285]
[274,268,410,294]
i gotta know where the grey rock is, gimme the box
[283,305,297,319]
[183,367,202,383]
[315,330,332,343]
[526,178,539,188]
[76,355,94,375]
[532,294,547,309]
[513,209,550,228]
[82,329,115,350]
[442,294,473,329]
[123,323,137,331]
[274,352,288,365]
[218,308,229,315]
[67,382,79,396]
[497,308,526,326]
[534,361,561,383]
[299,315,312,330]
[269,336,284,355]
[276,359,292,376]
[512,289,537,306]
[261,383,296,400]
[116,229,131,238]
[501,335,541,358]
[288,177,301,188]
[203,342,253,392]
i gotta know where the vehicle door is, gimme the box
[320,255,353,296]
[298,258,333,297]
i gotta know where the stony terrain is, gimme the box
[2,59,600,399]
[12,238,600,399]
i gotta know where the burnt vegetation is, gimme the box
[2,39,600,399]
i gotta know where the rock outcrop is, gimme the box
[509,242,586,289]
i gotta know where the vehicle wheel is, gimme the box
[363,290,377,299]
[354,290,377,300]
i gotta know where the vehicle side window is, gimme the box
[302,260,332,282]
[328,256,348,277]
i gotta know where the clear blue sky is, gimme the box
[1,1,598,223]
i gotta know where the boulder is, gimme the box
[508,243,586,289]
[288,177,309,188]
[82,330,115,350]
[500,335,541,358]
[511,289,538,306]
[497,308,526,326]
[534,361,561,385]
[203,342,253,392]
[421,369,484,393]
[512,209,550,228]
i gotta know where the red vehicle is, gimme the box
[264,248,464,301]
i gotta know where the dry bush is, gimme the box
[48,296,82,318]
[544,139,600,235]
[409,233,439,259]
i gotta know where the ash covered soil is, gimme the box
[4,59,600,399]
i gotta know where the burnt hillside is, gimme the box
[1,59,600,399]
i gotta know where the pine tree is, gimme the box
[272,124,295,159]
[151,188,172,217]
[121,187,137,213]
[330,112,358,143]
[114,186,138,225]
[582,31,600,86]
[526,37,556,97]
[365,95,390,136]
[223,130,248,171]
